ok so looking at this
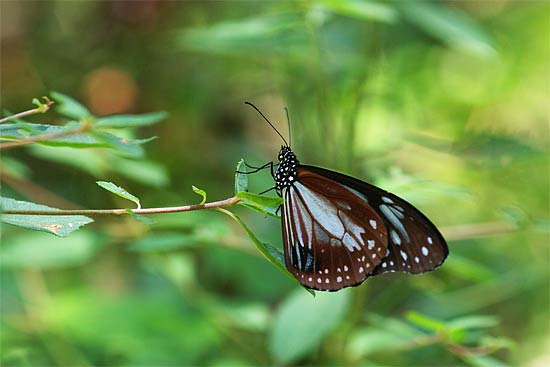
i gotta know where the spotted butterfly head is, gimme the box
[275,146,299,191]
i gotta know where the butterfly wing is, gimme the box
[298,165,448,276]
[282,167,389,291]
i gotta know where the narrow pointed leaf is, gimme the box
[192,185,207,205]
[96,181,141,208]
[51,91,92,119]
[95,112,168,128]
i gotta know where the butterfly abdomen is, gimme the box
[275,146,299,193]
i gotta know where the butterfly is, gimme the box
[244,102,449,291]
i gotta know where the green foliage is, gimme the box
[51,91,92,120]
[97,181,141,208]
[269,289,350,363]
[234,159,249,194]
[1,1,548,366]
[0,197,93,236]
[0,231,99,269]
[191,185,207,205]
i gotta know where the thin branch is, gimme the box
[0,121,90,150]
[2,196,241,216]
[442,221,518,241]
[0,97,54,124]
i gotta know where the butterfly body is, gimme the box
[274,145,448,291]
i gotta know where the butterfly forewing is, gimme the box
[281,168,389,291]
[299,165,448,277]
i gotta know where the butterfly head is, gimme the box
[275,146,299,192]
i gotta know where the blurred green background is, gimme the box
[1,1,548,366]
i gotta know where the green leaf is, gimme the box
[0,122,150,152]
[178,14,307,56]
[269,289,351,364]
[92,131,150,157]
[0,197,93,237]
[0,231,99,269]
[50,91,92,119]
[347,328,407,357]
[406,311,447,332]
[31,96,53,113]
[95,112,169,128]
[234,159,248,194]
[125,209,155,224]
[398,2,495,56]
[217,209,310,292]
[262,242,285,267]
[129,232,198,252]
[96,181,141,208]
[192,185,207,205]
[461,354,508,367]
[237,191,283,218]
[316,0,398,23]
[448,315,499,331]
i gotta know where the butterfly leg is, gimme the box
[258,186,276,195]
[236,161,277,174]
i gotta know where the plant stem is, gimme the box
[2,196,241,216]
[0,98,54,124]
[0,122,90,150]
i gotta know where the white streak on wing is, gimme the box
[342,232,361,252]
[287,191,304,268]
[380,204,410,241]
[294,182,344,238]
[335,200,351,210]
[283,190,294,260]
[382,196,394,204]
[390,230,402,246]
[339,211,365,238]
[343,186,369,203]
[291,190,314,250]
[367,240,375,250]
[389,205,405,219]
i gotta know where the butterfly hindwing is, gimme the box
[298,165,448,277]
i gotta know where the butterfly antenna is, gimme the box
[284,106,292,147]
[244,101,289,147]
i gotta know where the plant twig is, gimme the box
[2,196,241,216]
[0,97,54,124]
[0,121,90,150]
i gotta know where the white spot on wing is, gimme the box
[359,266,364,273]
[414,256,420,263]
[337,276,343,282]
[422,246,429,256]
[367,240,375,250]
[369,219,377,229]
[428,237,433,244]
[400,250,408,261]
